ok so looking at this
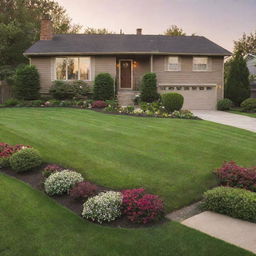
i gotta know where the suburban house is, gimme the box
[24,16,231,109]
[245,54,256,98]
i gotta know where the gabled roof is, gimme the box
[24,34,231,56]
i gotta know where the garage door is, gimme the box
[159,85,217,110]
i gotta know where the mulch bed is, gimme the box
[0,165,168,228]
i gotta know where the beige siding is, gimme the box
[94,56,116,78]
[153,56,224,101]
[31,57,51,93]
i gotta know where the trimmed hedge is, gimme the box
[161,93,184,113]
[9,148,42,172]
[217,98,233,110]
[202,187,256,222]
[241,98,256,112]
[93,73,114,100]
[14,65,40,100]
[140,73,159,103]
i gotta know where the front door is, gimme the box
[120,60,132,89]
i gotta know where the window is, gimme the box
[167,56,180,71]
[193,57,208,71]
[55,57,91,80]
[184,86,190,90]
[199,86,205,90]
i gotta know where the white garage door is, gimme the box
[159,85,217,110]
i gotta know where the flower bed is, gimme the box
[0,141,165,227]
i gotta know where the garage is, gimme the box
[159,84,217,110]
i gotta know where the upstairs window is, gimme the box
[167,56,181,71]
[193,57,208,71]
[55,57,91,80]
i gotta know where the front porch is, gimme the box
[116,55,153,105]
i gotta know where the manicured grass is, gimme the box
[0,108,256,211]
[0,173,253,256]
[228,110,256,118]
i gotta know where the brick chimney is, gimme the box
[136,28,142,35]
[40,14,53,40]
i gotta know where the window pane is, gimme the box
[193,57,208,70]
[56,58,67,80]
[168,57,180,71]
[67,58,79,80]
[80,57,90,80]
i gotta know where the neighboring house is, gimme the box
[24,16,231,109]
[245,54,256,98]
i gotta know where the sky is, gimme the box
[57,0,256,52]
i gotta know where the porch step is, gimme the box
[117,90,139,106]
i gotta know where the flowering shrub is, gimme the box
[170,110,198,119]
[82,191,122,223]
[91,100,107,108]
[215,161,256,192]
[69,181,97,199]
[0,143,31,168]
[42,164,63,178]
[44,170,84,196]
[9,148,42,172]
[121,188,164,224]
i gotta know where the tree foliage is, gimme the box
[84,27,115,34]
[0,0,81,67]
[164,25,186,36]
[234,31,256,56]
[93,73,114,100]
[225,54,250,106]
[140,73,159,102]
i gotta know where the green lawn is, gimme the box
[228,110,256,118]
[1,108,256,211]
[0,173,253,256]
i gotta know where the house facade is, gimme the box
[24,16,231,109]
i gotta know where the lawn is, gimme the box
[0,172,253,256]
[228,110,256,118]
[1,108,256,212]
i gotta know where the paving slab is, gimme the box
[192,110,256,133]
[182,211,256,254]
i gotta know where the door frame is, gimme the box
[119,59,133,90]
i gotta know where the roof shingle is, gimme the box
[24,34,231,56]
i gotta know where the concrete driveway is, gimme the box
[192,110,256,133]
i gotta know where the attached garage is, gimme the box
[159,84,217,110]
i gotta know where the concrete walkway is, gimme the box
[182,211,256,254]
[192,110,256,133]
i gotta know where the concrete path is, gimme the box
[182,211,256,254]
[192,110,256,133]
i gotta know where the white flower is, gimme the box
[82,191,122,223]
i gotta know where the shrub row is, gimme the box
[202,186,256,222]
[217,98,256,112]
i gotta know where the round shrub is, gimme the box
[91,100,107,108]
[161,93,184,113]
[49,80,75,100]
[202,187,256,222]
[217,98,233,110]
[14,65,40,100]
[9,148,42,172]
[93,73,114,100]
[42,164,63,178]
[240,98,256,112]
[44,170,84,196]
[82,191,122,223]
[69,181,97,199]
[122,188,164,224]
[140,73,160,103]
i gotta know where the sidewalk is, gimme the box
[182,211,256,254]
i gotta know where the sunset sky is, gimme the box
[57,0,256,52]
